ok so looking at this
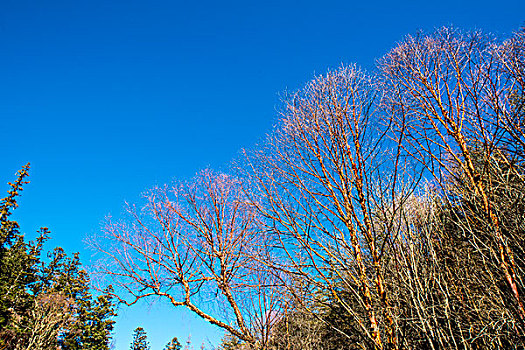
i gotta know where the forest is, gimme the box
[2,26,525,349]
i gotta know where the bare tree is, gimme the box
[18,292,76,350]
[92,170,284,348]
[497,28,525,159]
[378,26,525,342]
[93,27,525,350]
[242,65,415,350]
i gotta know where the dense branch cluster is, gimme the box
[94,27,525,349]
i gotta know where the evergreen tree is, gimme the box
[218,334,243,350]
[41,248,117,350]
[130,327,150,350]
[164,336,182,350]
[0,164,45,347]
[0,165,117,349]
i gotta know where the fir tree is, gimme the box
[164,336,182,350]
[43,249,117,350]
[0,164,45,347]
[0,165,117,349]
[130,327,150,350]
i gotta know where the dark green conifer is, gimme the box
[130,327,150,350]
[0,165,117,349]
[164,336,182,350]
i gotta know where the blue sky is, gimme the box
[1,0,523,348]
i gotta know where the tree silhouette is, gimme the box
[164,336,182,350]
[130,327,150,350]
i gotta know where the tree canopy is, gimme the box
[91,26,525,349]
[0,165,117,350]
[130,327,150,350]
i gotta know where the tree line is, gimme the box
[128,327,204,350]
[1,25,524,349]
[93,27,525,349]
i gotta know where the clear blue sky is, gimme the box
[1,0,523,348]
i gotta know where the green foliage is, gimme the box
[439,149,525,345]
[164,336,182,350]
[218,334,244,350]
[0,165,117,349]
[130,327,150,350]
[0,164,41,347]
[45,249,117,350]
[266,295,364,350]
